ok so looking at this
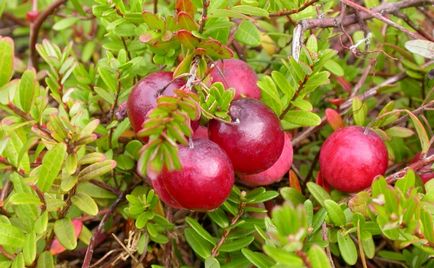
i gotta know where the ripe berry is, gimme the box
[238,133,293,186]
[151,139,234,211]
[209,98,284,174]
[192,125,208,139]
[319,126,388,193]
[26,11,39,23]
[127,71,185,133]
[209,59,260,100]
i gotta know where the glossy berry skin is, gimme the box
[152,139,234,211]
[319,126,388,193]
[209,59,261,100]
[192,125,209,139]
[127,71,185,133]
[209,99,284,174]
[238,133,293,186]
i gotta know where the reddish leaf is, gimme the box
[142,11,164,30]
[176,0,195,17]
[335,76,352,92]
[325,108,344,130]
[176,30,200,49]
[50,219,83,255]
[177,11,198,31]
[326,98,344,107]
[198,39,234,59]
[289,170,301,193]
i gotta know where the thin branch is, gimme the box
[82,191,126,268]
[392,11,434,41]
[383,153,434,185]
[350,58,376,98]
[269,0,319,17]
[301,0,433,30]
[198,0,210,34]
[341,0,422,39]
[29,0,68,68]
[322,223,336,268]
[0,156,27,177]
[211,193,246,257]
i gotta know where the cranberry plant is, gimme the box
[0,0,433,267]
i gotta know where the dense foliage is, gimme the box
[0,0,433,267]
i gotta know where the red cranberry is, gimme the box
[127,72,185,133]
[209,99,284,174]
[209,59,261,100]
[319,126,388,193]
[152,139,234,211]
[238,133,293,186]
[26,11,39,23]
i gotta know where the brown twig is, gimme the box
[383,154,434,185]
[0,156,26,177]
[296,250,312,268]
[269,0,319,17]
[31,184,47,212]
[82,191,126,268]
[322,223,335,268]
[29,0,68,69]
[198,0,210,34]
[211,193,246,257]
[301,0,433,30]
[393,11,434,41]
[341,0,422,39]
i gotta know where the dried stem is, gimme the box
[269,0,319,17]
[82,191,126,268]
[341,0,422,39]
[198,0,210,34]
[383,154,434,185]
[300,0,433,30]
[29,0,68,68]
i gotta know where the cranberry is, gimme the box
[209,99,284,174]
[152,139,234,211]
[238,133,293,186]
[192,125,208,139]
[319,126,388,192]
[209,59,261,100]
[127,71,185,133]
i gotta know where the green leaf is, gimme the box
[11,253,24,268]
[0,222,25,248]
[404,39,434,59]
[53,17,80,31]
[352,97,367,126]
[186,217,216,245]
[406,111,430,153]
[324,60,344,76]
[306,35,318,52]
[272,71,295,100]
[205,257,220,268]
[94,87,114,104]
[263,245,304,266]
[97,66,117,92]
[232,5,269,17]
[241,248,275,268]
[324,200,346,226]
[360,231,375,259]
[420,208,434,243]
[300,71,330,95]
[54,218,77,250]
[0,37,14,87]
[235,20,260,47]
[184,227,212,259]
[23,232,36,266]
[307,182,331,207]
[308,245,331,268]
[37,251,54,268]
[395,169,415,194]
[77,160,117,181]
[34,211,48,235]
[71,192,99,216]
[8,193,41,206]
[18,69,36,113]
[219,236,254,252]
[385,126,414,138]
[37,143,67,191]
[282,110,321,127]
[337,231,358,265]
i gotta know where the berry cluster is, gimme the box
[127,59,390,211]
